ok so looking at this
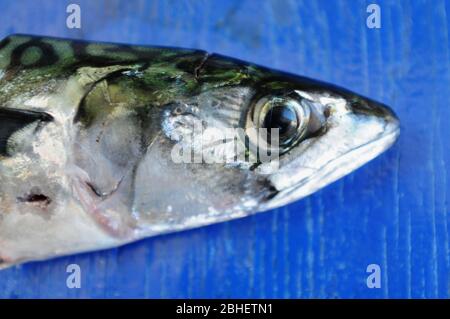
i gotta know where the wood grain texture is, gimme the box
[0,0,448,298]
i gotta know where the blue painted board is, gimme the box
[0,0,448,298]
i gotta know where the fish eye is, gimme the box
[246,95,311,153]
[262,101,300,146]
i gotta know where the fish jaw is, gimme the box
[259,93,400,211]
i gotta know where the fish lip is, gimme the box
[260,121,400,211]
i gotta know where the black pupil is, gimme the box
[263,105,298,142]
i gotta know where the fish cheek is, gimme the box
[74,114,143,194]
[73,75,145,196]
[72,98,153,237]
[131,134,271,231]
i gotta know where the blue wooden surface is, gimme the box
[0,0,448,299]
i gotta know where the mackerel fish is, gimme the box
[0,35,400,268]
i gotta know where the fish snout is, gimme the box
[259,94,400,211]
[349,97,400,139]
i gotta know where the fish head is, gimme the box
[241,72,401,211]
[0,36,400,267]
[139,54,400,229]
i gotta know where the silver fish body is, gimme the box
[0,35,399,268]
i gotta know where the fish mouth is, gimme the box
[261,118,400,211]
